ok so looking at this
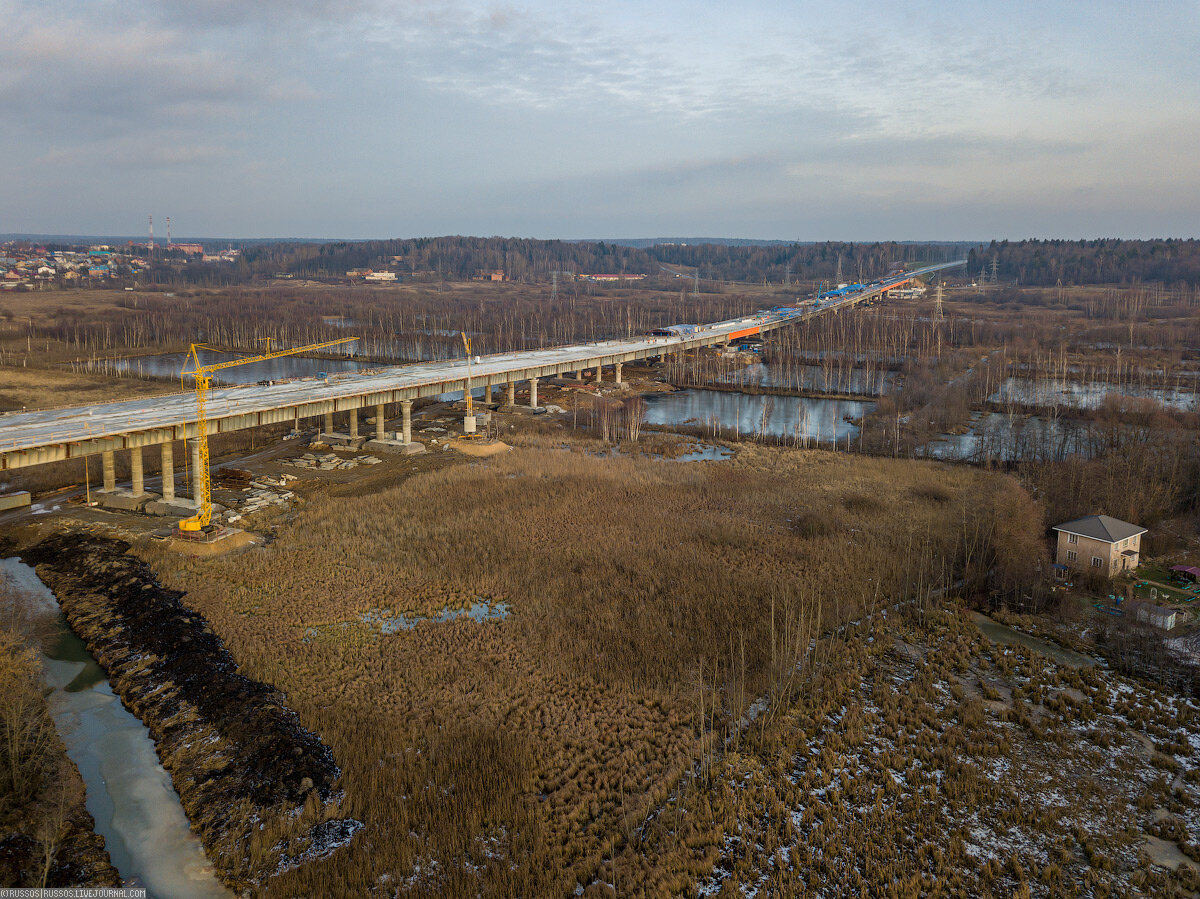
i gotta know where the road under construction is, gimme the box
[0,261,964,513]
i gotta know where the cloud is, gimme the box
[0,1,314,142]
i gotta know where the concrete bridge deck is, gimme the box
[0,261,963,471]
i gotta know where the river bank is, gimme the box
[0,580,120,889]
[22,533,362,893]
[0,557,227,896]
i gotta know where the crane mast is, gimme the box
[177,337,357,534]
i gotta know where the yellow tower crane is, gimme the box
[177,337,358,534]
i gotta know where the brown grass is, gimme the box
[128,442,1020,896]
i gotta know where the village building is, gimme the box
[1129,601,1177,631]
[1052,514,1146,578]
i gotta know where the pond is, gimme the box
[989,376,1197,412]
[77,351,370,386]
[922,411,1095,462]
[971,612,1099,668]
[643,389,873,444]
[73,338,461,384]
[0,559,228,898]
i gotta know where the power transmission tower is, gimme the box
[991,256,999,285]
[934,280,944,322]
[784,263,791,287]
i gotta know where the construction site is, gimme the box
[2,251,1200,897]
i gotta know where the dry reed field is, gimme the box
[130,443,1035,896]
[650,607,1200,897]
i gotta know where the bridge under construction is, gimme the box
[0,261,963,509]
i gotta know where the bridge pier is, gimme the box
[528,377,539,409]
[143,441,197,516]
[348,409,358,439]
[401,400,412,444]
[366,398,424,454]
[506,382,516,407]
[323,412,334,438]
[129,446,145,496]
[101,450,116,493]
[160,443,175,502]
[96,445,157,512]
[615,363,623,385]
[593,363,603,385]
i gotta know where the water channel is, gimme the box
[0,559,228,898]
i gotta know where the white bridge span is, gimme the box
[0,261,963,472]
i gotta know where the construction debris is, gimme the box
[215,468,254,488]
[236,487,295,515]
[282,452,384,472]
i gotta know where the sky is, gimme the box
[2,0,1198,240]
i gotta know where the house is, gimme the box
[364,271,397,282]
[1130,601,1177,631]
[1052,514,1146,578]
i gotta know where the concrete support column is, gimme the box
[615,362,623,385]
[130,446,144,495]
[324,411,334,435]
[528,377,539,409]
[160,443,175,502]
[189,439,204,503]
[483,382,492,404]
[102,450,116,492]
[401,400,413,444]
[348,408,358,438]
[593,363,603,385]
[375,403,386,440]
[506,382,516,406]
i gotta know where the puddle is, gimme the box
[672,443,734,462]
[362,601,509,633]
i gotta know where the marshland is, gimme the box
[2,239,1200,895]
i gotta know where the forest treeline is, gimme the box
[160,238,963,286]
[139,236,1200,288]
[968,238,1200,287]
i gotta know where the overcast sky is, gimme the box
[2,0,1197,240]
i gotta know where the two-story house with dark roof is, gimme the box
[1052,514,1146,578]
